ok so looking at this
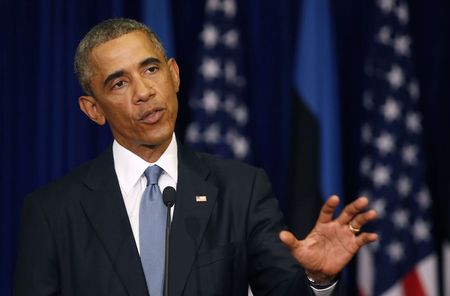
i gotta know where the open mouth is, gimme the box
[139,108,165,124]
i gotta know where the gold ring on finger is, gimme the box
[348,223,361,235]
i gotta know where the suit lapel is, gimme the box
[80,149,148,296]
[169,146,218,296]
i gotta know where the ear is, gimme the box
[167,58,180,92]
[78,95,106,125]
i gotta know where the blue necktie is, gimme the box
[139,165,166,296]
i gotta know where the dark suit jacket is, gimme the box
[14,145,324,296]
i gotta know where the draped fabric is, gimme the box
[185,0,252,162]
[335,1,450,295]
[356,1,438,294]
[141,0,175,57]
[293,0,341,202]
[287,0,342,242]
[1,1,140,294]
[2,0,450,295]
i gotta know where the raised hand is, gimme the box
[279,195,378,283]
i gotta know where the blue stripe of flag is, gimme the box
[293,0,342,201]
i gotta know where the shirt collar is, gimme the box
[112,133,178,195]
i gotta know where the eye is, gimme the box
[145,66,159,74]
[112,80,126,89]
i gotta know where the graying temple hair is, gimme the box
[74,18,166,96]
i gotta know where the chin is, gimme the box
[144,132,172,146]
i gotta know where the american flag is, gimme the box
[185,0,250,161]
[356,0,438,295]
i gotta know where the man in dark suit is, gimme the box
[14,18,377,296]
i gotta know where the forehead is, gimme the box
[89,31,164,76]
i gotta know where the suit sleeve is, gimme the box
[246,169,315,296]
[14,196,61,296]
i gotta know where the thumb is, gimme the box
[279,230,298,249]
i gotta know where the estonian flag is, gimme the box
[287,0,342,238]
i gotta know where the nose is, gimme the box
[133,76,155,103]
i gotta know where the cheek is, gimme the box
[169,97,178,121]
[103,104,134,127]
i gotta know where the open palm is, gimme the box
[280,196,378,281]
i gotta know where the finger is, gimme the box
[355,232,378,248]
[336,196,369,225]
[350,209,377,229]
[279,230,299,250]
[317,195,340,223]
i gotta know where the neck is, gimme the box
[115,139,172,163]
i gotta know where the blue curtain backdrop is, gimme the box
[1,0,140,293]
[2,0,449,295]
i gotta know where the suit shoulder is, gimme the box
[25,153,104,208]
[194,152,272,190]
[196,152,261,175]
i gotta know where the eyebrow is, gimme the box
[139,57,161,68]
[103,70,125,88]
[102,57,162,87]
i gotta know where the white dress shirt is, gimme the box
[112,133,335,295]
[113,134,178,254]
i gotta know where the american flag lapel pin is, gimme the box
[196,195,207,203]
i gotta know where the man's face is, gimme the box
[79,30,180,157]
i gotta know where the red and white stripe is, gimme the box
[357,246,438,296]
[444,242,450,296]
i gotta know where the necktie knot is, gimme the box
[144,165,163,186]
